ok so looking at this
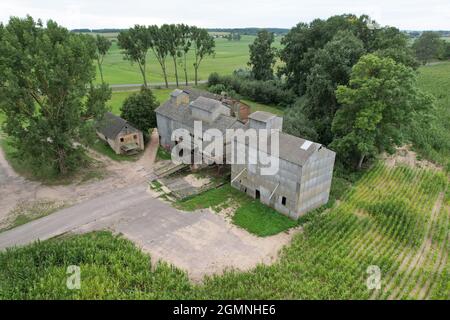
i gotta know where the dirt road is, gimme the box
[0,130,299,281]
[0,131,159,228]
[0,182,299,281]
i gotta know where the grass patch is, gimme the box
[0,200,66,233]
[233,199,298,236]
[176,184,297,236]
[241,99,285,116]
[156,146,172,161]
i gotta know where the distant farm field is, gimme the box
[414,62,450,167]
[94,35,281,85]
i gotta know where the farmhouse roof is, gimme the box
[190,96,224,113]
[170,89,188,97]
[96,112,140,140]
[155,89,245,134]
[240,123,326,166]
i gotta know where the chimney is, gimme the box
[248,111,283,131]
[170,89,189,107]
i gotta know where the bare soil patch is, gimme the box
[383,145,443,171]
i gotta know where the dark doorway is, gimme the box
[255,189,260,199]
[282,196,287,206]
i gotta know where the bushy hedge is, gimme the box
[207,72,296,106]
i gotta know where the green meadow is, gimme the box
[95,35,281,85]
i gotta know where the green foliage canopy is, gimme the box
[248,29,277,80]
[330,54,433,168]
[0,16,110,176]
[120,87,158,136]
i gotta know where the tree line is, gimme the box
[116,24,215,87]
[212,14,434,169]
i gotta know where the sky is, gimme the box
[0,0,448,30]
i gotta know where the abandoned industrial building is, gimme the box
[156,89,335,219]
[96,112,145,155]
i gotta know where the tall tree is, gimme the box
[0,16,110,175]
[248,29,277,80]
[191,27,215,85]
[303,30,365,143]
[178,24,192,86]
[164,24,182,87]
[118,25,151,87]
[120,87,158,135]
[95,34,111,84]
[330,54,433,169]
[413,31,443,65]
[149,25,170,88]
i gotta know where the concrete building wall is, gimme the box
[156,113,174,149]
[230,144,335,219]
[296,148,335,216]
[231,142,303,218]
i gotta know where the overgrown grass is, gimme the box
[233,200,298,236]
[240,99,285,116]
[176,184,298,236]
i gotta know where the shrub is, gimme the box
[120,87,158,137]
[207,72,296,106]
[207,72,221,86]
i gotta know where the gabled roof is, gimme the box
[190,96,223,113]
[248,111,277,122]
[155,89,245,134]
[96,112,140,140]
[170,89,188,97]
[239,123,325,166]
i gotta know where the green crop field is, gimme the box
[1,164,448,299]
[413,62,450,168]
[94,35,281,85]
